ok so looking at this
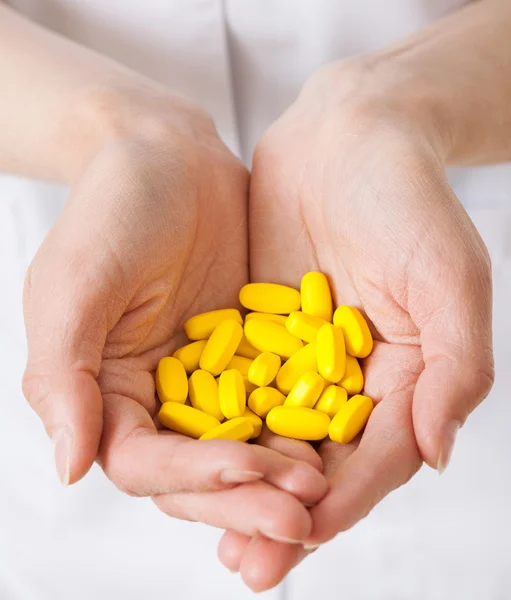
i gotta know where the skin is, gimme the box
[2,0,511,593]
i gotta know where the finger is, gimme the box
[308,389,422,543]
[409,229,494,471]
[98,393,271,495]
[154,480,313,543]
[249,444,328,506]
[256,426,324,472]
[217,530,251,572]
[239,535,305,592]
[22,246,106,485]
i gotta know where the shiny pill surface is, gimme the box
[218,369,246,419]
[173,340,207,373]
[184,308,243,341]
[188,370,224,421]
[301,272,333,322]
[239,283,301,314]
[276,342,318,394]
[317,324,346,383]
[199,319,244,376]
[329,394,373,443]
[284,371,325,408]
[333,306,373,358]
[244,319,303,359]
[248,386,286,418]
[199,417,254,442]
[266,406,330,441]
[248,352,281,387]
[158,402,220,439]
[285,311,327,343]
[315,385,348,418]
[156,357,188,404]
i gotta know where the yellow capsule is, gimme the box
[284,371,324,408]
[244,312,288,327]
[316,323,346,383]
[227,355,253,377]
[239,283,301,314]
[315,385,348,418]
[301,272,333,322]
[218,369,246,419]
[184,308,243,341]
[340,354,364,395]
[266,406,330,441]
[172,340,207,373]
[285,311,327,343]
[199,417,254,442]
[333,306,373,358]
[244,319,303,359]
[329,394,373,443]
[155,357,188,404]
[242,407,263,438]
[236,335,262,359]
[158,402,220,439]
[199,319,244,376]
[276,343,318,394]
[248,387,286,418]
[188,370,224,422]
[248,352,281,387]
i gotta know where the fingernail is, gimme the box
[304,544,320,552]
[261,532,303,544]
[220,469,264,484]
[437,421,460,475]
[51,427,72,486]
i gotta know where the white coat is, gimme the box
[1,2,510,598]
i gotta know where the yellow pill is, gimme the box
[236,335,262,359]
[285,311,328,343]
[227,355,253,377]
[317,323,346,383]
[284,371,324,408]
[329,394,373,443]
[244,378,258,396]
[245,312,288,327]
[333,306,373,358]
[248,387,286,418]
[276,343,318,394]
[199,417,254,442]
[339,354,364,395]
[189,370,224,422]
[301,272,333,322]
[184,308,243,341]
[244,319,303,359]
[173,340,207,373]
[158,402,220,439]
[242,407,263,438]
[218,369,246,419]
[248,352,281,387]
[199,319,244,376]
[155,357,188,404]
[266,406,330,441]
[315,385,348,418]
[239,283,301,314]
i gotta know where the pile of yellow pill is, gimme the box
[156,272,374,445]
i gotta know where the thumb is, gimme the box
[411,234,494,473]
[22,240,107,485]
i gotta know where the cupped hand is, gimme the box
[220,61,494,589]
[22,88,327,542]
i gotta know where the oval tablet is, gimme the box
[248,352,281,387]
[244,319,303,359]
[329,394,373,443]
[333,306,373,358]
[227,355,253,377]
[199,417,254,442]
[315,385,348,418]
[173,340,207,373]
[248,387,286,418]
[284,371,324,408]
[242,407,263,438]
[200,319,243,376]
[218,369,246,419]
[239,283,301,314]
[189,370,224,421]
[236,335,261,359]
[301,272,333,322]
[266,406,330,441]
[158,402,220,439]
[317,324,346,383]
[184,308,243,341]
[276,343,318,394]
[339,354,364,395]
[245,312,288,326]
[285,311,327,343]
[156,357,188,404]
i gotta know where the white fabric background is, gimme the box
[1,1,510,598]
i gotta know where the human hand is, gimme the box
[22,85,328,541]
[219,60,494,589]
